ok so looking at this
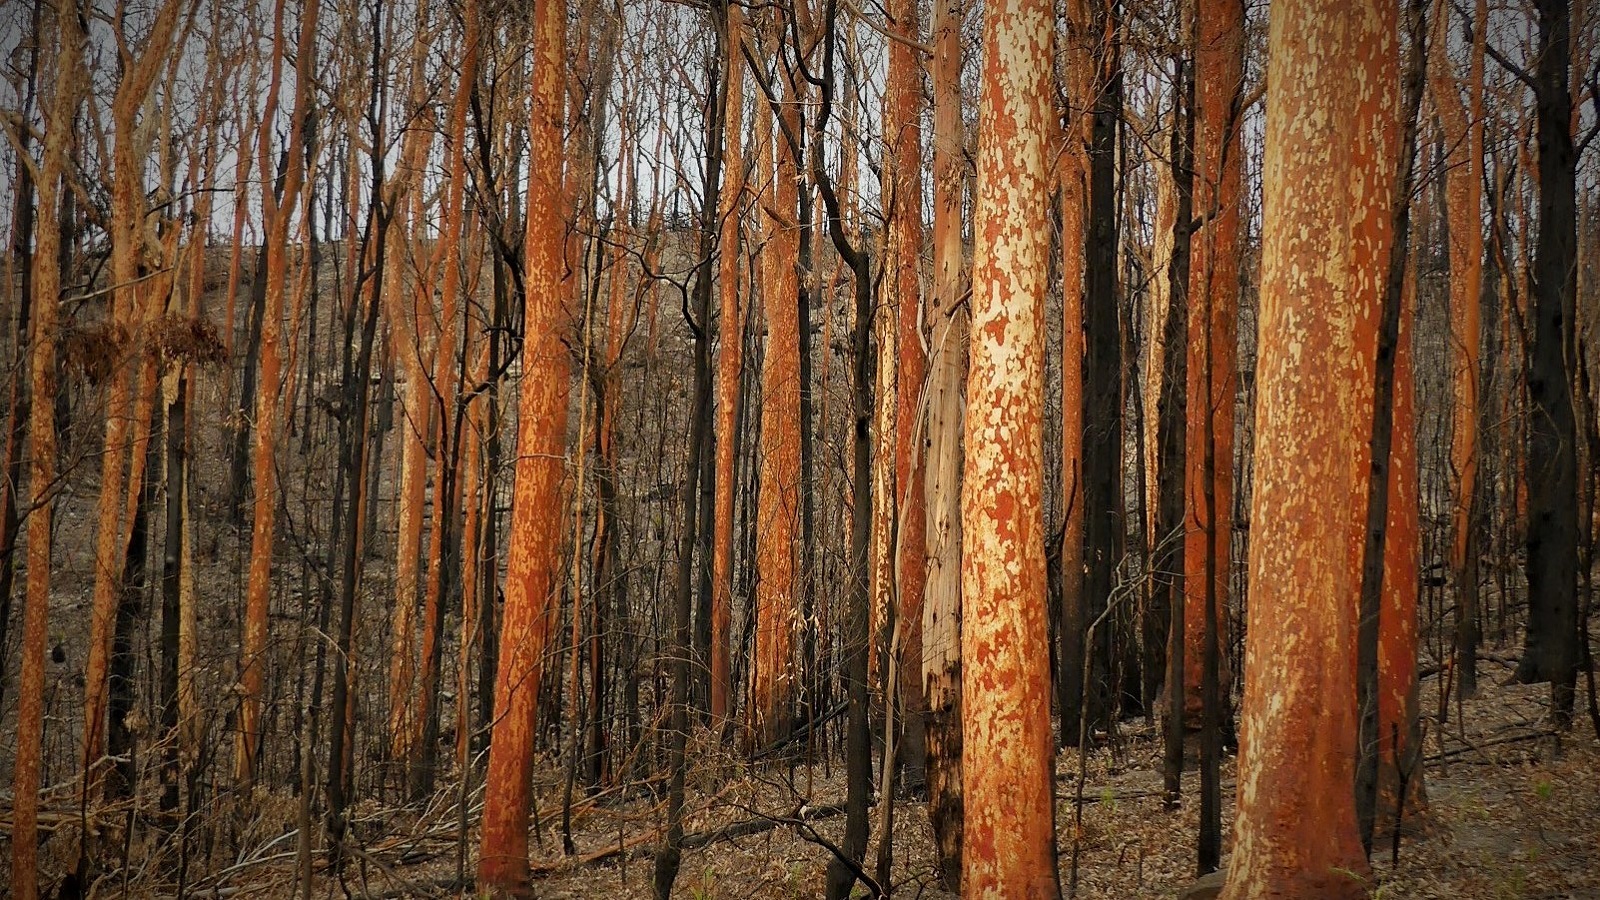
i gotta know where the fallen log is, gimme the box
[527,801,848,875]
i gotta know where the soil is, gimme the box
[85,656,1596,900]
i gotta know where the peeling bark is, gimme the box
[1221,0,1397,895]
[960,0,1057,891]
[923,0,967,885]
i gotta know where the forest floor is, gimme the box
[127,654,1597,900]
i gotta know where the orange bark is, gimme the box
[886,0,928,775]
[237,0,319,787]
[1057,0,1092,743]
[1182,0,1244,717]
[1221,1,1395,896]
[1376,267,1427,835]
[385,28,443,764]
[457,223,490,767]
[752,79,801,747]
[414,1,476,779]
[478,0,570,888]
[389,370,428,760]
[710,3,746,726]
[11,5,81,895]
[869,268,898,692]
[82,0,187,799]
[960,0,1054,891]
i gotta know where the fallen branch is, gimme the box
[1426,729,1556,762]
[526,801,847,875]
[783,813,884,898]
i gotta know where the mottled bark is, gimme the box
[1220,0,1396,895]
[869,277,898,695]
[960,0,1056,891]
[1375,269,1427,839]
[1355,0,1427,853]
[1144,162,1176,544]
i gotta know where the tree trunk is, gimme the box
[1079,0,1123,742]
[160,369,188,816]
[82,0,187,805]
[1375,267,1428,839]
[388,361,427,771]
[1159,43,1194,816]
[1431,0,1488,702]
[0,0,42,715]
[752,55,801,749]
[710,3,747,727]
[1514,0,1581,729]
[1219,0,1395,894]
[1057,0,1091,751]
[413,2,478,798]
[652,16,724,892]
[1356,0,1426,853]
[923,0,967,885]
[10,4,80,893]
[238,0,319,789]
[959,0,1056,891]
[479,0,571,886]
[886,0,929,788]
[1183,0,1243,724]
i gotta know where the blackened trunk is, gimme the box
[1078,0,1123,743]
[160,374,187,816]
[1514,0,1581,730]
[1159,48,1194,811]
[652,35,724,900]
[694,424,716,715]
[327,32,391,846]
[108,400,160,801]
